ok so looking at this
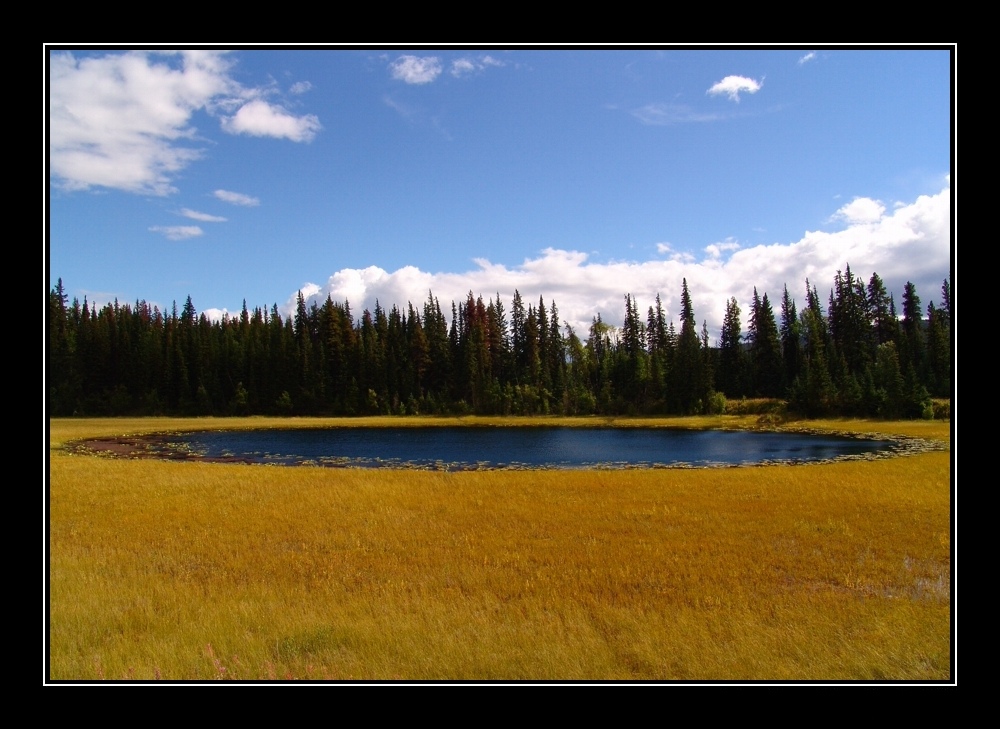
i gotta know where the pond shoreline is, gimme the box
[63,423,947,471]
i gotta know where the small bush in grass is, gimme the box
[275,391,293,415]
[707,391,727,415]
[725,398,786,417]
[932,399,950,420]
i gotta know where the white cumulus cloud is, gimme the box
[49,50,322,195]
[221,99,321,142]
[704,237,742,259]
[50,51,233,195]
[831,197,886,225]
[202,307,229,322]
[389,55,442,84]
[284,185,950,344]
[149,225,203,240]
[180,208,227,222]
[707,75,763,102]
[214,189,259,206]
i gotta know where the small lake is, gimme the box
[108,427,900,470]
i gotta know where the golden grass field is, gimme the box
[48,415,952,681]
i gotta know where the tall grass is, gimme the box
[48,416,951,681]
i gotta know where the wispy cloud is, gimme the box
[149,225,203,240]
[214,189,259,206]
[451,59,476,77]
[49,50,322,195]
[451,55,507,77]
[221,99,321,142]
[382,95,451,138]
[383,95,417,118]
[707,75,763,102]
[180,208,227,223]
[798,52,817,65]
[631,103,722,125]
[289,80,312,94]
[389,55,442,84]
[286,185,950,341]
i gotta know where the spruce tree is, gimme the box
[423,293,451,402]
[406,302,429,403]
[49,279,77,414]
[511,290,526,383]
[925,301,951,397]
[537,296,551,392]
[940,278,951,328]
[646,294,668,405]
[780,285,802,394]
[718,297,744,398]
[673,279,703,413]
[547,300,566,403]
[899,281,924,379]
[829,265,872,375]
[867,273,894,346]
[749,289,782,397]
[793,281,835,415]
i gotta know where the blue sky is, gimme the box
[48,47,952,339]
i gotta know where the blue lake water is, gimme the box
[147,427,897,470]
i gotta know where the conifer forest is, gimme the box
[47,267,952,419]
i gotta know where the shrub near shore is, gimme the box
[48,417,951,681]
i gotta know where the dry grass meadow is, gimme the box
[47,415,952,681]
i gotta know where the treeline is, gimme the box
[47,266,951,419]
